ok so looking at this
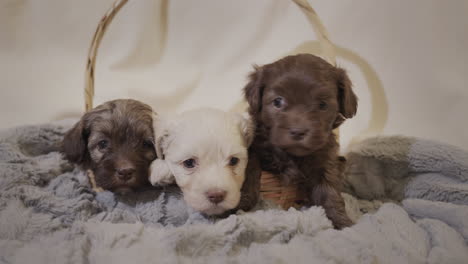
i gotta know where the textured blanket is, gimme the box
[0,123,467,263]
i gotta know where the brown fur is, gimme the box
[61,99,157,193]
[243,54,358,229]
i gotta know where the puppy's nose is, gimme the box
[205,189,227,204]
[289,128,308,140]
[117,167,136,181]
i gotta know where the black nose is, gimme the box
[289,128,308,140]
[117,167,136,181]
[205,189,227,204]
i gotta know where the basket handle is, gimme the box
[84,0,336,111]
[84,0,128,112]
[292,0,336,66]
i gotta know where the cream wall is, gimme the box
[1,0,467,151]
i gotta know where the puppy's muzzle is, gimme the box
[116,160,136,182]
[289,127,309,141]
[205,189,227,204]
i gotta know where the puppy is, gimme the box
[149,108,259,216]
[244,54,358,229]
[61,99,157,193]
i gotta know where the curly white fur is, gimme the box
[149,108,254,215]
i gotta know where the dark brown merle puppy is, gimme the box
[61,99,157,193]
[244,54,358,229]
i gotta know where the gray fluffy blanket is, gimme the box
[0,122,467,263]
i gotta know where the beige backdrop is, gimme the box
[1,0,467,151]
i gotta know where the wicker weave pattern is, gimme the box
[83,0,337,209]
[260,172,306,209]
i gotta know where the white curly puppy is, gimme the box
[149,108,254,215]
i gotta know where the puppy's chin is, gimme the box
[199,206,231,216]
[184,192,240,216]
[282,146,315,156]
[105,181,140,194]
[93,168,149,192]
[112,187,134,195]
[188,201,237,216]
[271,138,321,157]
[270,129,328,157]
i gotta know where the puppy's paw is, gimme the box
[149,159,174,186]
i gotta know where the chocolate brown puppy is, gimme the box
[61,99,157,193]
[244,54,358,229]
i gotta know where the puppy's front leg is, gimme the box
[311,181,353,229]
[237,152,261,212]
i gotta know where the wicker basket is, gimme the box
[84,0,337,209]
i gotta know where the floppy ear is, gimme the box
[332,113,346,129]
[149,159,174,186]
[236,113,255,146]
[243,65,265,116]
[61,119,88,165]
[152,112,169,159]
[150,113,175,185]
[336,67,358,119]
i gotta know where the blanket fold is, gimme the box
[344,136,468,204]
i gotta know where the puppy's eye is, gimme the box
[182,158,197,169]
[228,157,239,166]
[143,139,154,149]
[319,101,328,110]
[272,97,284,109]
[97,140,109,150]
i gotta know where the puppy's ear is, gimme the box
[237,113,255,146]
[150,112,175,185]
[336,68,358,119]
[152,113,170,159]
[332,113,346,129]
[243,65,265,116]
[61,119,88,165]
[149,159,174,186]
